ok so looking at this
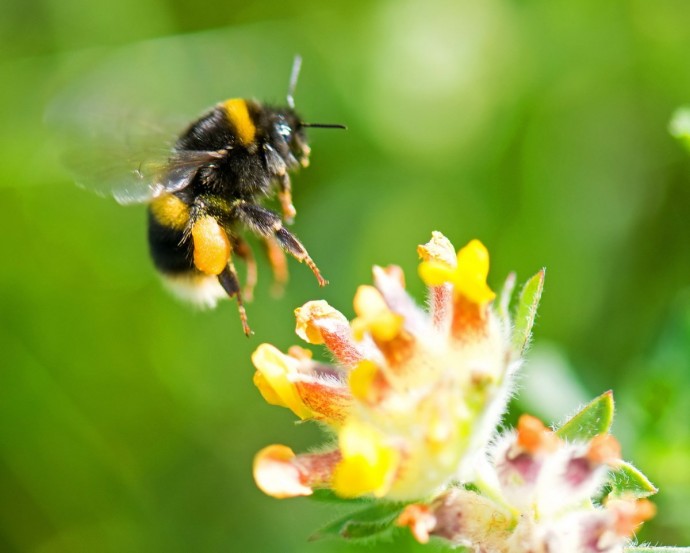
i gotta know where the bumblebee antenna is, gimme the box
[300,122,348,130]
[286,55,302,109]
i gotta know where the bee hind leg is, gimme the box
[230,235,257,302]
[218,264,252,337]
[190,213,252,335]
[262,236,289,297]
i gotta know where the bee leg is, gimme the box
[277,173,297,224]
[274,226,327,287]
[264,144,296,223]
[190,212,252,334]
[262,236,289,297]
[218,264,252,337]
[230,235,257,302]
[233,202,327,287]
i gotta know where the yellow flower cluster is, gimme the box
[252,232,532,500]
[248,231,659,552]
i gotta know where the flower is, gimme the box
[396,414,655,553]
[252,232,542,501]
[250,231,659,551]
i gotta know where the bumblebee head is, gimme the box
[268,109,308,168]
[270,56,345,167]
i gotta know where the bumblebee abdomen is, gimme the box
[147,194,194,274]
[147,209,194,274]
[147,195,228,308]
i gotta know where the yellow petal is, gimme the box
[333,456,384,498]
[369,312,404,341]
[350,317,369,342]
[253,445,312,498]
[333,420,399,498]
[454,239,496,304]
[348,360,379,401]
[353,285,388,318]
[418,260,456,287]
[251,344,313,419]
[351,285,404,342]
[253,371,287,408]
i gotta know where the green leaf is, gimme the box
[512,269,545,354]
[308,489,373,505]
[623,545,690,553]
[608,461,658,499]
[555,390,614,441]
[497,271,516,324]
[310,502,407,541]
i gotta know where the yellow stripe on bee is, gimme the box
[150,194,190,231]
[191,216,231,275]
[223,98,256,146]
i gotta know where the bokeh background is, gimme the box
[2,0,690,551]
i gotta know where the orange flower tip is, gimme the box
[373,264,406,288]
[287,345,313,360]
[294,300,347,345]
[610,499,657,536]
[633,499,657,523]
[417,231,456,266]
[253,445,313,499]
[397,504,436,544]
[516,414,560,454]
[587,434,622,465]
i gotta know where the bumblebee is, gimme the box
[66,56,345,335]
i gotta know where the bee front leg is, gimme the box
[263,144,296,223]
[277,173,297,224]
[233,201,327,287]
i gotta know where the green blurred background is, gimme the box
[2,0,690,551]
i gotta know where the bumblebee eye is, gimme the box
[277,121,292,142]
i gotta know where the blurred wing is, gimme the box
[51,102,223,205]
[46,71,220,204]
[108,149,224,205]
[60,138,168,204]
